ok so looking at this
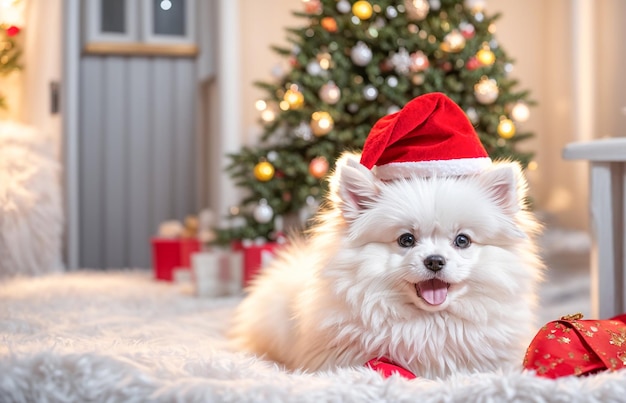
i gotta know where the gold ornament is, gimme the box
[474,76,499,104]
[497,118,516,139]
[476,44,495,66]
[404,0,430,21]
[283,87,304,109]
[310,111,334,136]
[253,161,275,182]
[317,52,332,70]
[352,1,373,20]
[440,30,466,53]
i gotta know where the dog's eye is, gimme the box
[397,233,416,248]
[454,234,471,249]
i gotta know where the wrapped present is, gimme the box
[151,238,201,281]
[232,241,282,287]
[524,313,626,378]
[192,250,243,297]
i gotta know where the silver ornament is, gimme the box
[306,61,323,76]
[387,105,401,114]
[266,151,278,162]
[253,199,274,224]
[386,76,399,88]
[271,63,285,78]
[429,0,441,10]
[363,85,378,101]
[350,41,373,66]
[466,107,479,124]
[337,0,351,13]
[385,6,398,19]
[390,48,412,74]
[293,121,313,140]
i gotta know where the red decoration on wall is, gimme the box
[6,26,20,37]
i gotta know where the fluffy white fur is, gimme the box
[0,121,64,279]
[231,153,544,379]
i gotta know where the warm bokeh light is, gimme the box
[255,100,267,111]
[511,102,530,122]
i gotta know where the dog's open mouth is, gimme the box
[415,279,450,306]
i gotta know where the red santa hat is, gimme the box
[360,92,491,180]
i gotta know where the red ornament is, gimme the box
[461,27,475,39]
[289,56,299,68]
[466,56,480,71]
[6,26,20,37]
[410,51,429,72]
[309,156,329,179]
[304,0,322,14]
[379,59,394,73]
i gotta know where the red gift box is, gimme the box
[151,238,201,281]
[232,241,282,286]
[523,313,626,378]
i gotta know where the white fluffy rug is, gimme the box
[1,271,625,403]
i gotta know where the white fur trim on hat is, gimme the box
[372,157,492,180]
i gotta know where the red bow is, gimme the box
[365,357,416,379]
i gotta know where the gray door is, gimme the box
[79,56,197,269]
[74,0,198,268]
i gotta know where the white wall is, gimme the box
[14,0,62,156]
[595,0,626,140]
[491,0,589,229]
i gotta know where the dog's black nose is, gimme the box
[424,255,446,272]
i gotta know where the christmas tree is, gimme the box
[0,22,22,110]
[216,0,535,244]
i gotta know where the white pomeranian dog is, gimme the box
[230,93,544,379]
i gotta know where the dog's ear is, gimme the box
[329,153,380,221]
[479,161,528,215]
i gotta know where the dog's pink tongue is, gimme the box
[417,279,448,305]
